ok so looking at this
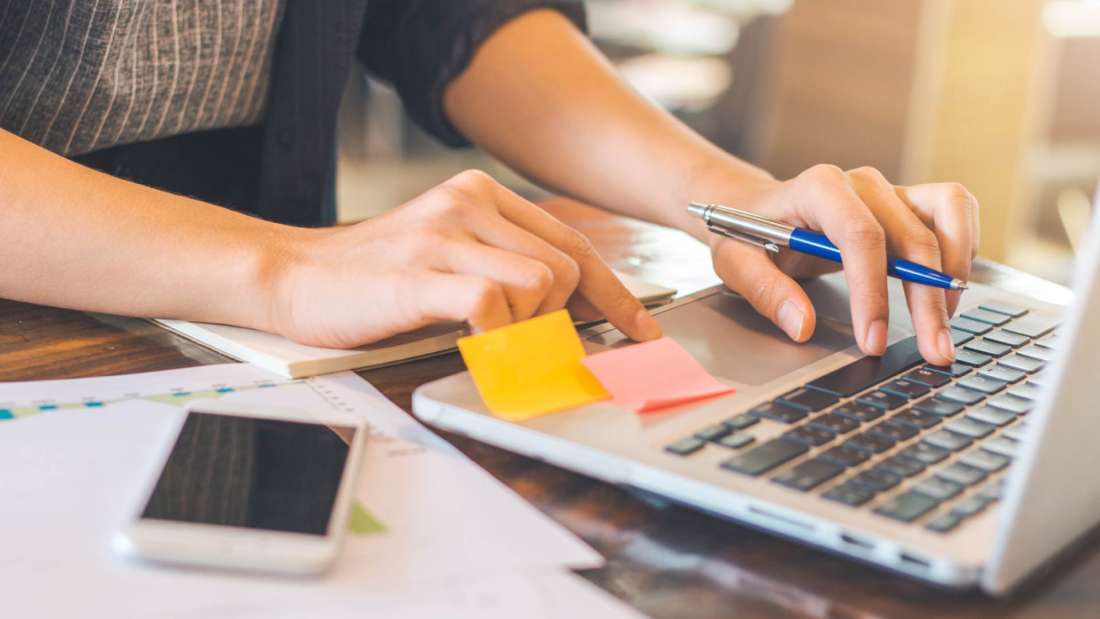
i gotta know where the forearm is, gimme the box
[444,9,772,237]
[0,129,301,329]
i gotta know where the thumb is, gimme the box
[712,240,816,342]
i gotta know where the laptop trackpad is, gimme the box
[587,284,858,386]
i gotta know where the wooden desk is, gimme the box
[0,199,1087,618]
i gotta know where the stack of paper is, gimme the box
[0,365,647,618]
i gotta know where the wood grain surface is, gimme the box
[0,198,1090,619]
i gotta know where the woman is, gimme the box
[0,1,977,365]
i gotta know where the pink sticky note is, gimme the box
[581,337,735,413]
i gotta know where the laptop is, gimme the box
[412,205,1100,594]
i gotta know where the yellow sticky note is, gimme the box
[457,310,608,420]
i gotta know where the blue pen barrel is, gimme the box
[788,229,842,262]
[788,229,956,289]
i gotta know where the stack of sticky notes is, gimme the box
[457,310,609,421]
[582,337,735,413]
[458,310,735,420]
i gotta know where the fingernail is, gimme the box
[777,300,805,341]
[634,309,663,340]
[864,320,887,355]
[938,328,956,361]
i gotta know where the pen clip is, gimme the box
[707,224,780,254]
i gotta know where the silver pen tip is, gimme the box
[687,203,708,217]
[951,278,969,290]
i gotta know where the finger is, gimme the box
[434,239,555,321]
[790,165,889,355]
[712,239,816,342]
[484,182,661,341]
[896,183,980,316]
[441,170,582,314]
[407,272,513,334]
[849,168,954,365]
[566,296,604,323]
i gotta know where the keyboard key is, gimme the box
[936,387,984,406]
[967,406,1016,426]
[950,328,975,346]
[903,442,950,464]
[937,462,988,486]
[893,408,942,429]
[717,432,756,449]
[784,425,836,447]
[721,439,808,476]
[807,336,924,397]
[926,511,964,533]
[695,423,732,441]
[881,379,930,399]
[723,413,760,430]
[913,397,964,417]
[822,482,876,507]
[914,477,964,501]
[987,395,1032,415]
[951,496,989,518]
[980,302,1028,317]
[944,417,996,438]
[1000,354,1044,373]
[867,419,919,442]
[749,402,807,424]
[1036,333,1061,349]
[951,317,993,335]
[957,375,1006,395]
[955,349,993,367]
[1003,423,1029,441]
[905,367,951,387]
[925,363,972,378]
[982,436,1018,458]
[777,387,838,412]
[985,330,1029,347]
[874,491,940,522]
[772,458,844,491]
[809,413,861,435]
[844,432,895,454]
[960,448,1011,472]
[819,445,870,467]
[850,468,902,492]
[1004,315,1059,339]
[857,390,908,411]
[980,364,1027,384]
[833,402,884,423]
[961,308,1011,326]
[666,436,706,456]
[1007,382,1041,401]
[965,339,1011,358]
[976,481,1004,502]
[924,430,972,452]
[878,454,926,478]
[1018,345,1054,363]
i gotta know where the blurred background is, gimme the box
[336,0,1100,285]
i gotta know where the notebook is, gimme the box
[154,271,677,378]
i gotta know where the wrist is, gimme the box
[676,157,779,243]
[245,223,331,336]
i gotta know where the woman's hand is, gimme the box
[265,170,663,348]
[700,165,979,366]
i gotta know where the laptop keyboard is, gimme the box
[664,303,1059,534]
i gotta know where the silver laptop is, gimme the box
[412,206,1100,594]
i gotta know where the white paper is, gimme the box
[0,365,626,617]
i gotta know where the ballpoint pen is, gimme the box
[688,202,968,291]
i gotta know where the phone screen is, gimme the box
[141,412,355,536]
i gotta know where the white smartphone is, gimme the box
[113,402,366,576]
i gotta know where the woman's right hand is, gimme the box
[264,170,662,348]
